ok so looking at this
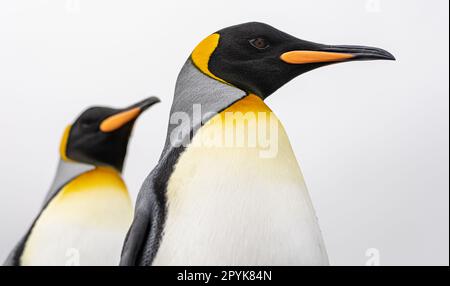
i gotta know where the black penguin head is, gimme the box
[191,22,395,98]
[60,97,160,172]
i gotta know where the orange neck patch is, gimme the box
[57,166,127,198]
[191,33,228,84]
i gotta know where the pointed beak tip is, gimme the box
[349,47,396,62]
[371,48,396,61]
[138,96,161,112]
[386,52,396,61]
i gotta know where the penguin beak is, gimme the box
[99,96,160,133]
[280,43,395,65]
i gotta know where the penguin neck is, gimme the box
[162,59,247,155]
[54,159,123,181]
[190,94,283,159]
[55,158,95,181]
[44,159,109,205]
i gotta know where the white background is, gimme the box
[0,0,448,266]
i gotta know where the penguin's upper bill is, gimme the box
[192,22,395,98]
[60,97,160,171]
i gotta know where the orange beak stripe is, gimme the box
[280,51,354,64]
[100,107,141,133]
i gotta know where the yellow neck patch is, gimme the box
[191,33,228,84]
[57,166,128,200]
[206,94,274,130]
[201,94,275,133]
[59,125,72,161]
[224,94,272,114]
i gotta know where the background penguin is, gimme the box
[120,22,395,266]
[4,96,160,266]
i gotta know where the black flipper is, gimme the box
[120,146,183,266]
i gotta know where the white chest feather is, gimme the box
[153,95,328,266]
[21,167,133,266]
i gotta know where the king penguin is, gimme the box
[4,96,160,266]
[120,22,395,266]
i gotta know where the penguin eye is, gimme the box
[249,38,270,50]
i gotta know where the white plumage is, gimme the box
[21,167,133,266]
[153,95,329,266]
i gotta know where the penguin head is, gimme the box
[191,22,395,98]
[60,97,160,172]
